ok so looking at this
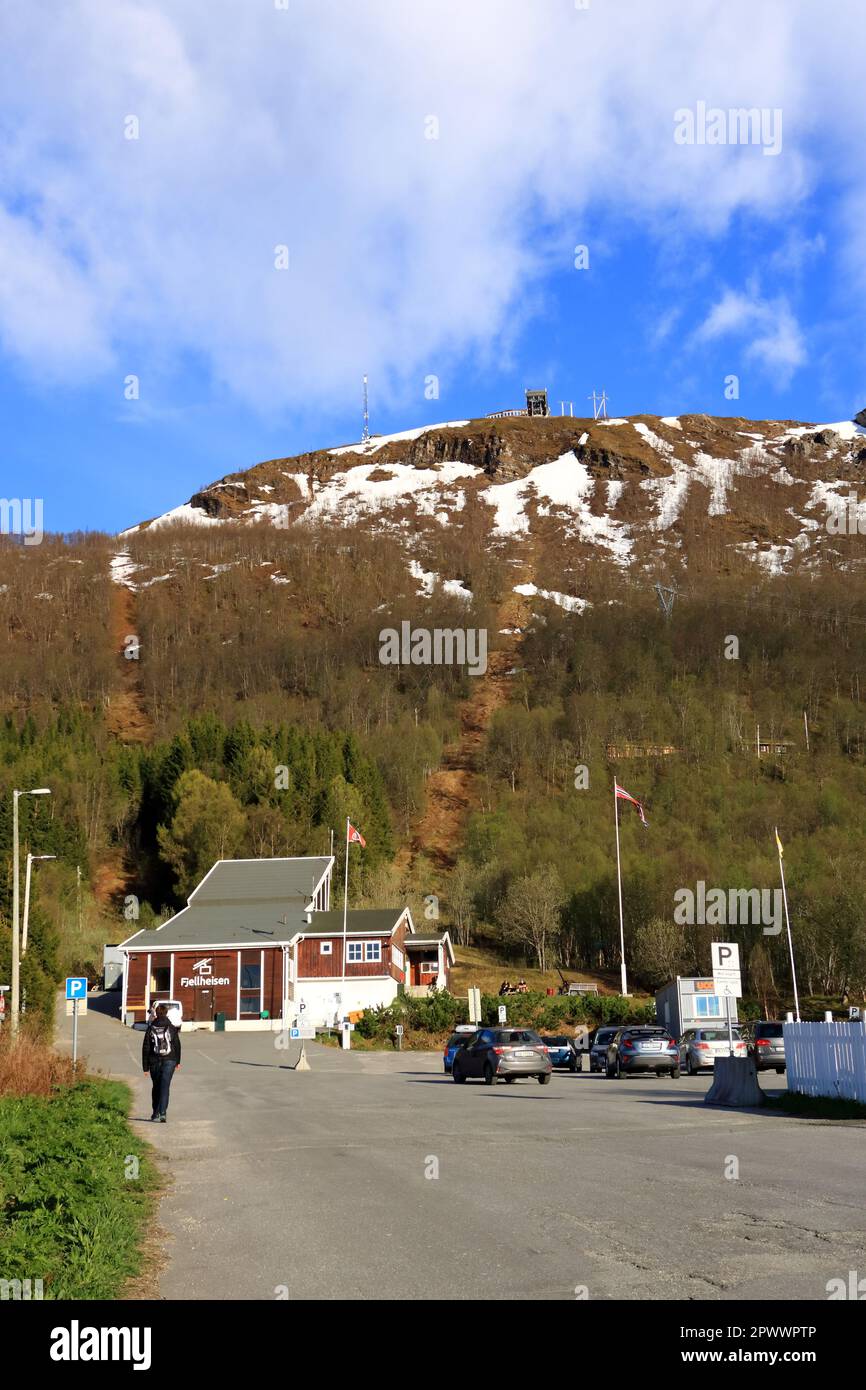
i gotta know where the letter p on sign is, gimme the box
[711,943,740,973]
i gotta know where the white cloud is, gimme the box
[694,286,806,387]
[650,306,683,347]
[0,0,862,409]
[768,232,827,277]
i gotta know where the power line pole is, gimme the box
[655,583,676,619]
[10,787,51,1037]
[361,375,370,445]
[613,782,628,997]
[11,792,20,1038]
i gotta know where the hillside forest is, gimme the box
[3,512,866,1030]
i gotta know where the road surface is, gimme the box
[57,996,866,1301]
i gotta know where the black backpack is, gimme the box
[150,1020,173,1058]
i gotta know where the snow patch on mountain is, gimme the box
[328,421,470,456]
[514,582,589,613]
[300,460,480,525]
[110,551,139,587]
[482,453,632,562]
[641,450,749,528]
[780,420,866,442]
[125,502,224,534]
[633,422,674,455]
[409,559,471,601]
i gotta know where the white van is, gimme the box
[146,1000,183,1027]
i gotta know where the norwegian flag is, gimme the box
[347,822,366,848]
[615,782,648,828]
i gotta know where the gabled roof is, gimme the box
[404,929,455,965]
[300,908,411,938]
[190,856,332,905]
[119,855,334,951]
[120,900,311,951]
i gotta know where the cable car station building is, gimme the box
[119,856,454,1030]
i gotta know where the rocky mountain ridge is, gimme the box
[124,411,866,576]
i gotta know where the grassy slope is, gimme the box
[0,1078,159,1299]
[451,942,650,1001]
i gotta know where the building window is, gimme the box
[364,941,382,963]
[240,962,261,1016]
[420,960,437,976]
[150,965,170,993]
[320,941,333,955]
[347,942,363,963]
[695,994,721,1017]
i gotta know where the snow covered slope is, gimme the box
[122,412,866,575]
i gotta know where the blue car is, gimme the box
[443,1028,476,1073]
[540,1035,579,1071]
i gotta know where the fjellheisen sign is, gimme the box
[179,958,230,988]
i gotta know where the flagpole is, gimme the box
[775,826,800,1022]
[341,816,350,1010]
[614,782,628,996]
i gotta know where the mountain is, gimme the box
[123,411,866,577]
[6,408,866,1017]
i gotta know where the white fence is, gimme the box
[785,1021,866,1104]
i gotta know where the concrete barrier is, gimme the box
[704,1055,765,1108]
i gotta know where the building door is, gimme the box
[194,987,214,1022]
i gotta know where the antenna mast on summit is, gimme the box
[362,375,370,445]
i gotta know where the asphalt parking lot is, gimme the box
[59,1002,866,1302]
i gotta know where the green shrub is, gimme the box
[403,989,466,1034]
[354,1002,402,1040]
[354,989,654,1039]
[480,990,654,1030]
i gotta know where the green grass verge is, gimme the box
[766,1090,866,1121]
[0,1078,159,1299]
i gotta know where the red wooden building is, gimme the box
[119,856,453,1030]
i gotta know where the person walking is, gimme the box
[142,1002,181,1122]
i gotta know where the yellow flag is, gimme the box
[775,828,784,858]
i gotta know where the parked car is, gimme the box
[679,1026,747,1074]
[443,1025,476,1073]
[451,1027,552,1085]
[747,1020,786,1073]
[588,1025,621,1073]
[605,1026,680,1078]
[540,1035,579,1071]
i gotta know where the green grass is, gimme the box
[0,1078,159,1299]
[451,941,646,1000]
[766,1090,866,1121]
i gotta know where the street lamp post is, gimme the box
[11,788,51,1037]
[22,853,56,956]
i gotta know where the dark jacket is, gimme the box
[142,1017,182,1069]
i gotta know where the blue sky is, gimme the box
[1,0,864,535]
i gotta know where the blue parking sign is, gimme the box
[66,977,87,1000]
